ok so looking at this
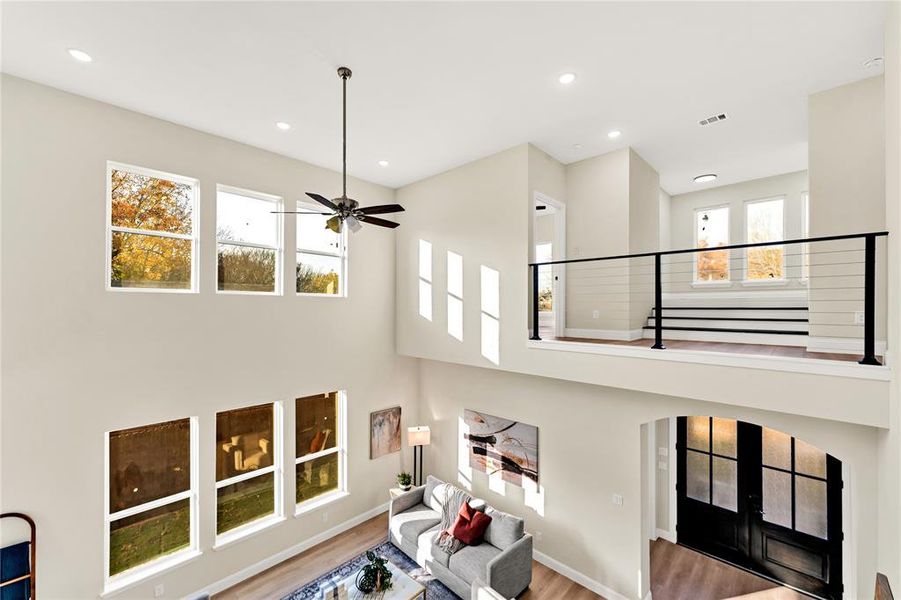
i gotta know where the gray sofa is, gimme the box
[388,475,532,599]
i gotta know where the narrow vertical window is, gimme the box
[447,251,463,341]
[419,240,433,321]
[105,418,197,587]
[107,163,198,292]
[215,403,282,541]
[296,201,346,296]
[694,206,730,282]
[296,391,346,508]
[216,186,282,294]
[480,265,500,365]
[745,197,785,280]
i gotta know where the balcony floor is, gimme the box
[541,331,872,364]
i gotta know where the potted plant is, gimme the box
[355,551,393,593]
[396,471,412,491]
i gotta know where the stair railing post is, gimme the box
[530,264,541,341]
[652,253,665,349]
[859,233,880,365]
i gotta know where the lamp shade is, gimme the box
[407,426,431,447]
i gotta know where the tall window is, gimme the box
[296,201,346,296]
[447,251,463,341]
[694,206,730,282]
[215,403,282,540]
[535,243,553,312]
[746,197,785,280]
[480,265,500,365]
[295,392,346,508]
[217,186,282,294]
[105,418,197,585]
[685,416,738,512]
[419,240,433,321]
[107,163,198,292]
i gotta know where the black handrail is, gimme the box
[528,231,888,365]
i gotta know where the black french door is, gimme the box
[676,417,842,600]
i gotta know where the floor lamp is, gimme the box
[408,426,431,487]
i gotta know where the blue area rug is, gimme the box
[282,540,460,600]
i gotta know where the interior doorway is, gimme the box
[532,192,565,338]
[675,417,843,600]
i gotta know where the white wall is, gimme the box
[418,359,881,600]
[0,76,419,599]
[668,170,809,295]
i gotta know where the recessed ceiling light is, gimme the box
[378,160,389,167]
[864,57,884,69]
[608,130,622,139]
[558,72,577,85]
[275,121,291,131]
[67,48,92,63]
[693,174,717,184]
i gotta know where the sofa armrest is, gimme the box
[389,486,425,519]
[486,533,532,599]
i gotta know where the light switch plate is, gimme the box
[612,494,623,506]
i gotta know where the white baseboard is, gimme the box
[186,502,390,599]
[533,549,632,600]
[564,328,644,341]
[807,336,887,356]
[655,528,676,543]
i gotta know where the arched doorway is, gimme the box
[675,416,842,599]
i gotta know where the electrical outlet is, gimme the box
[154,584,165,598]
[612,493,623,506]
[592,310,600,319]
[855,311,865,325]
[658,461,668,471]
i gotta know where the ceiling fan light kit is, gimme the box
[274,66,405,233]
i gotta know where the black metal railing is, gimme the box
[528,231,888,365]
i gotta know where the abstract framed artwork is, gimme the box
[463,409,538,487]
[370,406,402,459]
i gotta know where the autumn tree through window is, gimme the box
[217,187,282,294]
[108,163,198,291]
[746,198,785,280]
[695,206,730,282]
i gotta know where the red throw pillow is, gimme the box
[451,502,492,545]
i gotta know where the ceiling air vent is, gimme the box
[699,113,728,126]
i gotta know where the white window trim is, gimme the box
[214,401,284,545]
[216,184,284,296]
[742,196,786,283]
[692,204,731,284]
[105,161,200,294]
[296,200,348,297]
[103,417,200,595]
[295,391,348,514]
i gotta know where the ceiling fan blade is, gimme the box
[306,192,338,212]
[271,211,333,215]
[359,215,400,229]
[357,204,406,215]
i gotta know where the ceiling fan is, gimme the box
[275,66,404,234]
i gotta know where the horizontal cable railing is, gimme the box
[528,231,888,365]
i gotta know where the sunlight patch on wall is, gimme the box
[480,265,500,365]
[419,240,433,321]
[447,251,463,341]
[457,416,473,490]
[523,477,545,516]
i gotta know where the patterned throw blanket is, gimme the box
[436,485,471,555]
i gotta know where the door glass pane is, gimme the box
[796,476,828,539]
[763,468,792,528]
[795,438,827,479]
[687,416,710,452]
[686,450,710,503]
[712,457,738,511]
[763,427,792,470]
[712,418,737,458]
[216,472,275,534]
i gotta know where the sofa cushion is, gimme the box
[483,507,524,550]
[423,475,442,508]
[418,526,450,568]
[448,543,501,584]
[389,503,441,545]
[451,502,492,545]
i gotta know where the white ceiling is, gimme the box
[1,1,887,194]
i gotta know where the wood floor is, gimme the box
[540,330,870,363]
[214,512,603,600]
[650,538,809,600]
